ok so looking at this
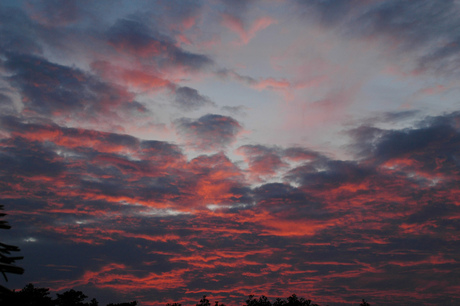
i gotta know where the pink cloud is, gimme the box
[91,61,172,92]
[221,14,277,44]
[53,263,188,293]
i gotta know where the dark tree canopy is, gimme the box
[1,282,371,306]
[107,301,138,306]
[0,204,25,283]
[360,299,370,306]
[1,283,54,306]
[0,283,138,306]
[195,295,225,306]
[55,289,100,306]
[246,294,318,306]
[196,295,211,306]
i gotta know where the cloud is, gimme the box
[174,86,215,110]
[297,0,460,75]
[216,68,293,93]
[183,152,249,206]
[253,182,324,219]
[221,105,248,116]
[0,6,43,55]
[350,112,460,179]
[3,112,460,305]
[1,1,460,304]
[175,114,243,151]
[62,263,188,293]
[91,61,172,92]
[0,115,249,211]
[221,14,276,44]
[237,145,323,182]
[25,0,82,26]
[4,53,136,119]
[107,18,213,70]
[0,136,64,178]
[237,145,288,180]
[0,93,17,115]
[292,159,372,185]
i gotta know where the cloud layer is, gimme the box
[1,1,459,306]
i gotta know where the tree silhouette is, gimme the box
[2,283,373,306]
[55,289,98,306]
[246,294,271,306]
[286,294,316,306]
[0,204,25,305]
[194,295,225,306]
[0,283,54,306]
[0,204,24,284]
[273,297,286,306]
[196,295,211,306]
[360,299,370,306]
[17,283,53,306]
[245,294,319,306]
[107,301,137,306]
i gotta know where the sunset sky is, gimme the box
[1,0,459,305]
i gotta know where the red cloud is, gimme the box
[221,14,276,44]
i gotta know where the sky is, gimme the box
[1,0,459,305]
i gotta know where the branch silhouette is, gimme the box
[0,204,24,284]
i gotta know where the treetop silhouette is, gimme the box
[0,204,24,284]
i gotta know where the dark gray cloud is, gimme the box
[253,182,326,220]
[0,136,64,178]
[238,145,324,180]
[283,147,322,162]
[0,5,213,124]
[0,6,43,55]
[215,68,257,86]
[350,111,460,176]
[238,145,288,177]
[2,112,460,305]
[175,114,243,151]
[174,86,215,111]
[221,105,248,116]
[0,93,17,115]
[0,115,249,209]
[107,18,213,70]
[298,0,460,74]
[140,140,183,161]
[219,0,258,19]
[24,0,82,26]
[286,159,375,191]
[3,53,147,121]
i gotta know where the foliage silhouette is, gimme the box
[55,289,98,306]
[0,204,24,283]
[360,299,370,306]
[107,301,137,306]
[0,283,140,306]
[196,295,211,306]
[246,295,271,306]
[1,283,372,306]
[17,283,54,306]
[246,294,318,306]
[195,295,225,306]
[0,283,54,306]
